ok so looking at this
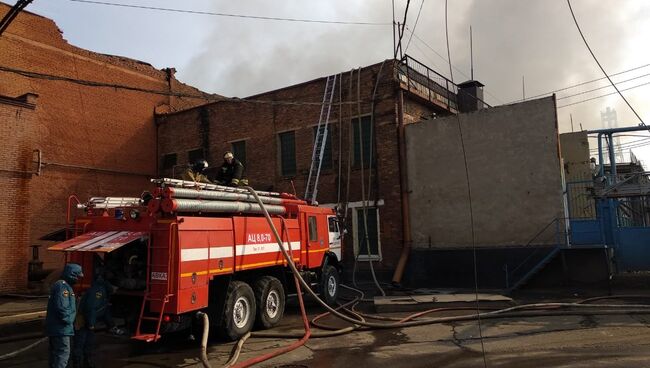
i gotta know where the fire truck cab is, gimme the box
[49,179,343,342]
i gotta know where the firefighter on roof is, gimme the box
[215,151,248,187]
[182,159,211,183]
[46,263,83,368]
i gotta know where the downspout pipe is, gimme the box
[392,89,412,285]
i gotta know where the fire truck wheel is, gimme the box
[320,265,340,306]
[253,276,285,329]
[221,281,256,341]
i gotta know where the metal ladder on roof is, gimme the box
[305,74,337,204]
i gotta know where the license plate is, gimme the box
[151,272,167,281]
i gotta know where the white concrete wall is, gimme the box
[406,96,564,248]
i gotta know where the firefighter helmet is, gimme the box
[192,159,208,173]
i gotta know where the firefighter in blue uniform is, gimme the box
[73,274,123,368]
[46,263,83,368]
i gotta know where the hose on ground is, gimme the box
[196,312,211,368]
[229,212,311,368]
[0,337,47,361]
[222,332,250,368]
[244,189,650,331]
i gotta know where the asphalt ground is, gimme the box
[2,289,650,368]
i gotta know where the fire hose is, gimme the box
[216,187,650,367]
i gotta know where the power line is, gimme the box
[589,137,650,152]
[444,0,488,366]
[0,0,34,36]
[404,26,505,104]
[566,0,645,125]
[557,79,650,108]
[394,0,412,59]
[0,65,368,106]
[524,63,650,101]
[65,0,392,26]
[557,72,650,101]
[404,0,424,53]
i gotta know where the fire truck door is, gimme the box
[306,215,326,268]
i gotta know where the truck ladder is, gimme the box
[305,74,337,204]
[133,226,174,342]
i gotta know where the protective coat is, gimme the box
[45,263,82,336]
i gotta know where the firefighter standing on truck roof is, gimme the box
[182,159,211,183]
[46,263,83,368]
[215,151,248,187]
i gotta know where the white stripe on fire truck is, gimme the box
[67,231,123,251]
[179,242,301,262]
[235,242,301,257]
[181,247,233,262]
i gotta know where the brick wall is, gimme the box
[157,60,452,275]
[0,95,37,293]
[0,5,213,292]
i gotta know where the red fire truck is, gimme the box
[49,178,343,342]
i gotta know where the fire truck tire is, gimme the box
[220,281,256,341]
[320,265,340,306]
[253,276,285,329]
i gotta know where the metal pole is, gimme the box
[470,25,474,80]
[598,133,605,178]
[608,133,617,184]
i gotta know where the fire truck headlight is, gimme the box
[129,209,140,220]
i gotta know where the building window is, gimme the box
[162,153,177,170]
[279,131,296,176]
[313,125,332,170]
[308,216,318,242]
[354,207,381,260]
[188,148,204,164]
[352,116,373,168]
[231,140,246,166]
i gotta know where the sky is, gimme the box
[22,0,650,163]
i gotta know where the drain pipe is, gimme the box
[392,89,412,285]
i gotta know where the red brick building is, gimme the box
[0,4,215,292]
[156,57,463,279]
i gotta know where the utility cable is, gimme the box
[404,0,424,53]
[556,72,650,101]
[589,137,650,152]
[445,0,488,366]
[566,0,645,125]
[403,26,505,105]
[66,0,391,26]
[0,65,370,107]
[394,0,411,59]
[362,60,387,297]
[0,0,34,36]
[558,79,650,108]
[524,63,650,101]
